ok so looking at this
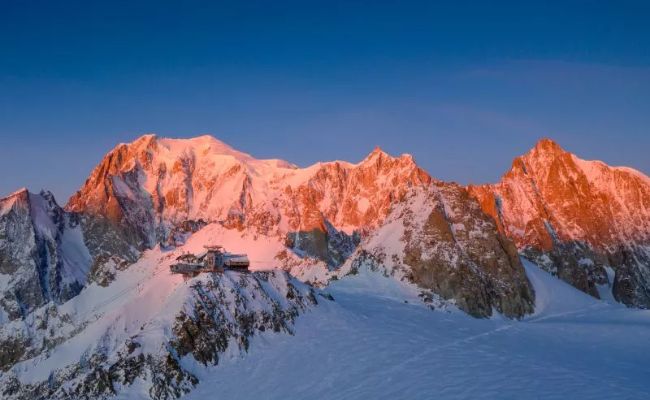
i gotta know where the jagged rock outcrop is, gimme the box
[1,269,321,400]
[65,135,430,264]
[345,185,535,318]
[469,139,650,307]
[285,221,360,267]
[63,134,535,317]
[0,189,92,320]
[0,133,567,400]
[12,133,650,399]
[2,135,544,322]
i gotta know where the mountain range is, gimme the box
[1,134,649,399]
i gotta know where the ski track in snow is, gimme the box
[172,259,650,400]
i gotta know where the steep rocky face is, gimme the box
[1,266,321,400]
[63,134,535,317]
[344,185,535,318]
[66,135,430,267]
[469,139,650,307]
[0,189,92,321]
[285,221,360,267]
[3,134,539,320]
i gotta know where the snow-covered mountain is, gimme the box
[180,260,650,400]
[469,138,650,307]
[0,189,91,320]
[68,134,430,232]
[339,182,533,318]
[1,134,649,399]
[63,134,534,318]
[1,243,320,399]
[66,135,430,267]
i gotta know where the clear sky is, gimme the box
[1,1,649,201]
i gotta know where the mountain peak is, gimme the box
[125,133,238,153]
[168,134,231,147]
[471,135,650,307]
[118,133,158,150]
[360,145,391,164]
[370,145,387,156]
[529,138,566,157]
[7,187,29,198]
[504,138,570,176]
[0,187,31,215]
[134,133,157,142]
[156,134,255,162]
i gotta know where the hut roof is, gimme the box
[176,253,197,261]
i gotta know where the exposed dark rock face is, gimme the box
[286,221,360,268]
[0,302,82,373]
[0,336,29,372]
[348,185,535,319]
[67,138,159,250]
[167,219,208,246]
[405,186,535,318]
[609,245,650,307]
[1,346,197,400]
[172,272,318,365]
[520,243,603,299]
[0,271,322,400]
[0,186,141,323]
[0,190,92,320]
[76,214,142,287]
[342,183,535,318]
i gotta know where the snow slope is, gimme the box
[168,259,650,400]
[67,134,431,240]
[3,134,650,399]
[3,242,320,399]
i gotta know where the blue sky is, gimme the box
[1,1,649,201]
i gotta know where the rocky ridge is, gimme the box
[0,189,92,321]
[0,133,540,400]
[3,134,649,398]
[469,139,650,307]
[62,134,535,317]
[340,184,534,318]
[1,247,320,400]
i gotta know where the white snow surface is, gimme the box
[73,134,429,241]
[57,218,93,285]
[11,246,186,383]
[8,237,315,386]
[6,232,650,400]
[161,259,648,400]
[180,222,333,284]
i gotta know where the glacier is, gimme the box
[175,259,650,400]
